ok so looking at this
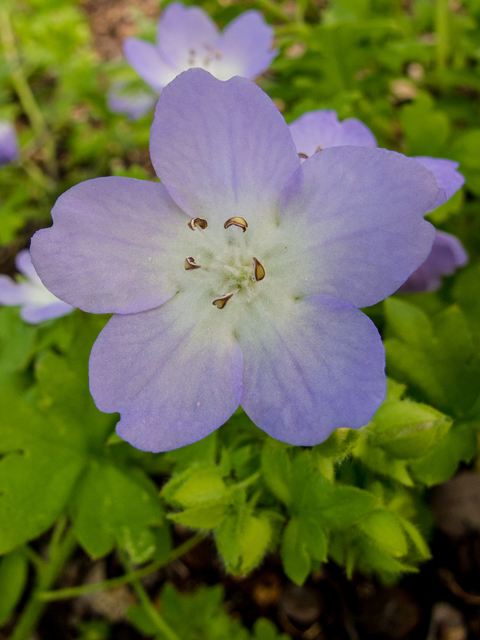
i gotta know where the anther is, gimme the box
[316,145,323,152]
[185,257,201,270]
[212,293,233,309]
[298,152,309,159]
[188,217,208,230]
[252,257,265,282]
[224,217,248,232]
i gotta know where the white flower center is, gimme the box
[183,217,266,309]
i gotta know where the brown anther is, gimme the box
[185,257,201,270]
[224,217,248,233]
[298,152,309,159]
[252,257,265,282]
[212,293,233,309]
[315,145,323,152]
[187,217,208,230]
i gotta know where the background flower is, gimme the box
[0,250,74,323]
[289,109,467,292]
[32,70,439,452]
[123,3,277,95]
[0,121,19,165]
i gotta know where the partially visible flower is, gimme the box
[289,109,467,292]
[108,83,156,121]
[0,121,19,165]
[0,250,74,324]
[123,3,277,94]
[398,231,468,293]
[31,70,439,452]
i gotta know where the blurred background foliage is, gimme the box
[1,0,480,638]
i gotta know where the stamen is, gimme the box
[187,217,208,230]
[185,257,201,270]
[252,257,265,282]
[212,293,233,309]
[316,145,323,152]
[224,217,248,233]
[298,152,309,159]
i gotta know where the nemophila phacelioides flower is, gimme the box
[31,70,441,452]
[0,250,73,324]
[289,109,467,293]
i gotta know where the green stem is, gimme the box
[251,0,290,22]
[119,551,181,640]
[435,0,449,71]
[38,532,205,602]
[11,521,77,640]
[0,7,58,178]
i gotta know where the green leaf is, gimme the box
[168,503,228,530]
[162,464,228,508]
[409,422,477,485]
[400,93,449,156]
[215,507,271,574]
[0,548,28,625]
[0,390,87,553]
[360,510,408,557]
[69,460,163,561]
[261,445,292,506]
[281,517,311,585]
[0,307,37,374]
[315,485,377,529]
[370,399,452,458]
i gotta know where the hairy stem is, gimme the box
[119,550,181,640]
[38,532,205,602]
[11,520,77,640]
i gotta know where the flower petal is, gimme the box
[150,69,299,228]
[21,301,73,324]
[89,289,243,452]
[215,11,276,80]
[289,110,377,159]
[399,230,468,293]
[237,294,385,445]
[107,83,156,120]
[414,156,465,212]
[0,276,27,305]
[123,38,177,92]
[0,121,19,165]
[276,146,438,308]
[15,250,40,283]
[156,3,219,71]
[31,177,187,314]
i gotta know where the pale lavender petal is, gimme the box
[289,110,377,159]
[107,83,156,120]
[0,121,19,165]
[399,230,468,293]
[31,178,188,315]
[414,157,465,212]
[238,295,385,445]
[216,11,276,79]
[123,38,177,93]
[276,146,438,308]
[150,69,299,227]
[157,2,219,71]
[15,250,41,284]
[21,300,73,324]
[0,276,27,305]
[89,289,243,452]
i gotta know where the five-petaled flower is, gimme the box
[32,70,440,452]
[0,250,74,324]
[123,2,276,93]
[0,121,19,166]
[289,109,468,292]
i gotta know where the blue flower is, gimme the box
[31,71,440,451]
[289,109,468,292]
[0,121,19,166]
